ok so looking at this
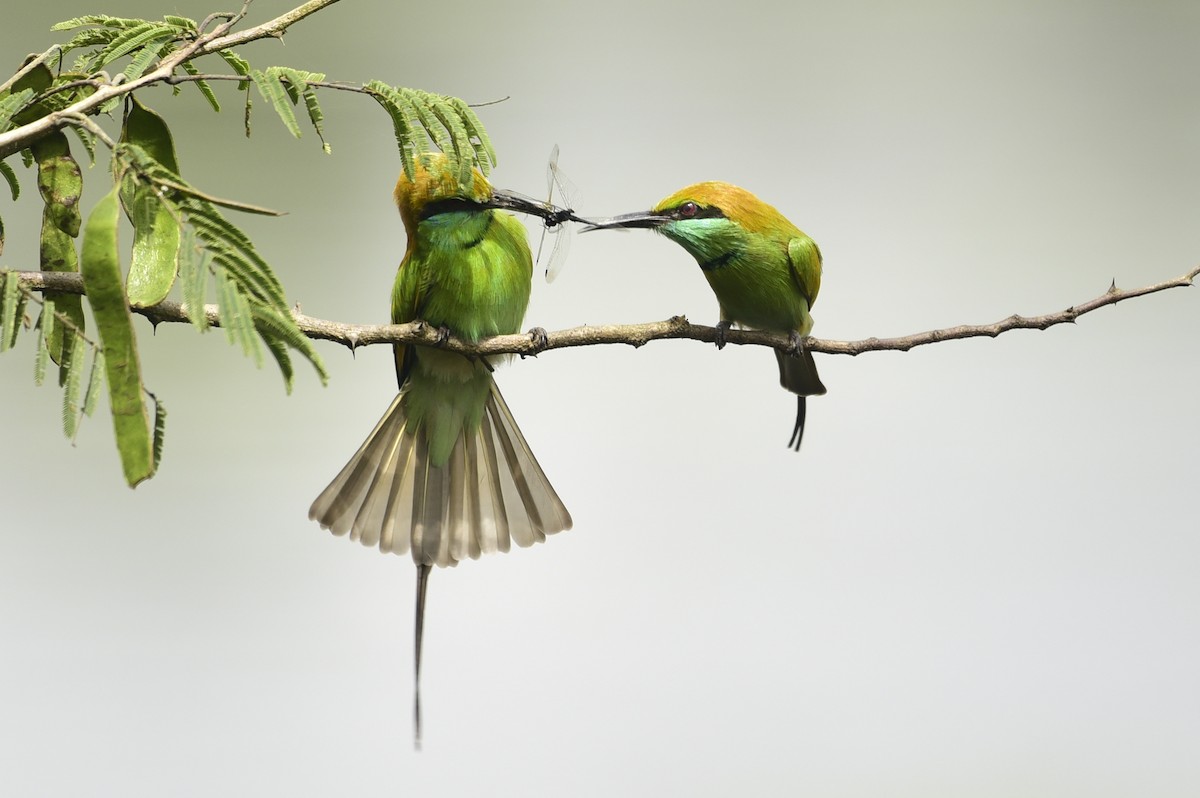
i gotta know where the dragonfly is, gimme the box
[485,145,591,276]
[535,144,579,283]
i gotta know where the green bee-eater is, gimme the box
[309,154,573,745]
[585,182,826,449]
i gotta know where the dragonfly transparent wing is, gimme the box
[537,144,578,283]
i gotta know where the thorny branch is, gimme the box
[0,0,343,161]
[14,265,1198,358]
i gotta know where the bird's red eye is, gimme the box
[679,201,698,218]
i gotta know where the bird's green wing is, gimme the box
[787,236,822,309]
[392,253,430,388]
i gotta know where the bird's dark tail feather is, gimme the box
[788,395,807,451]
[775,349,825,452]
[413,563,431,751]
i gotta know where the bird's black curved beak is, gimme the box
[580,211,672,232]
[486,188,596,227]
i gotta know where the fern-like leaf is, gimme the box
[82,349,105,417]
[216,269,261,365]
[0,88,35,133]
[162,15,197,31]
[365,82,418,178]
[219,49,250,78]
[151,394,166,473]
[446,96,497,174]
[40,298,56,351]
[252,303,327,388]
[1,270,21,352]
[33,312,49,386]
[58,27,123,53]
[91,22,180,71]
[0,160,18,201]
[250,68,302,139]
[51,15,148,31]
[362,82,494,186]
[300,84,330,153]
[259,327,295,393]
[179,61,220,112]
[69,125,98,166]
[429,95,473,185]
[61,333,85,439]
[124,39,175,82]
[179,233,211,330]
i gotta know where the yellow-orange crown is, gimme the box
[393,154,492,234]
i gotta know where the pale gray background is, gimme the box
[3,1,1199,795]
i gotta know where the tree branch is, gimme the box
[13,265,1197,358]
[0,0,342,160]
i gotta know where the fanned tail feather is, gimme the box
[308,379,572,748]
[308,381,572,565]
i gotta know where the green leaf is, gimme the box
[60,28,122,53]
[119,99,182,307]
[180,61,220,112]
[1,270,20,352]
[252,302,327,388]
[9,62,53,128]
[297,78,331,154]
[150,394,166,472]
[124,40,174,82]
[162,15,196,31]
[218,49,250,78]
[259,328,295,393]
[179,233,210,330]
[82,349,105,418]
[62,333,85,439]
[216,268,261,365]
[0,160,19,201]
[250,68,302,139]
[366,82,417,179]
[52,15,148,31]
[80,186,156,487]
[92,22,178,72]
[447,96,497,174]
[33,312,49,385]
[69,125,98,166]
[0,88,35,133]
[362,82,493,185]
[40,298,56,353]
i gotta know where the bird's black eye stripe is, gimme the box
[420,197,483,220]
[673,203,724,221]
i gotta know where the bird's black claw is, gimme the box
[786,330,806,357]
[524,326,549,357]
[714,320,733,350]
[433,325,452,347]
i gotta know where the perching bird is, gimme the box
[584,182,826,449]
[309,154,573,747]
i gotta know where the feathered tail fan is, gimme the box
[309,381,572,566]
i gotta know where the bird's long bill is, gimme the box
[579,210,672,232]
[486,188,594,227]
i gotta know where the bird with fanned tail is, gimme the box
[309,154,576,747]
